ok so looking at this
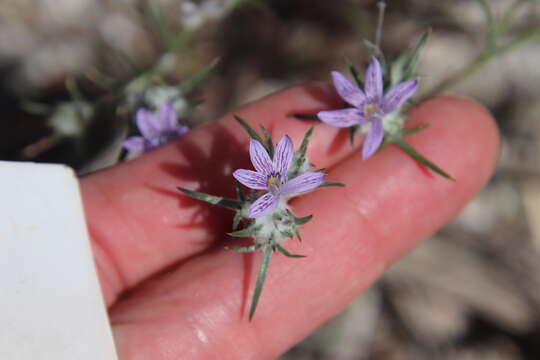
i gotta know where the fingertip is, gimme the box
[232,81,339,121]
[407,95,500,187]
[312,95,500,266]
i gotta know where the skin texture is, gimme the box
[81,83,500,360]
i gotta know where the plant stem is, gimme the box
[375,1,386,51]
[20,133,64,159]
[500,0,526,37]
[476,0,498,50]
[427,27,540,97]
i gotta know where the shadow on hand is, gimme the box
[155,121,253,250]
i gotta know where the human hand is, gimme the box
[81,83,499,359]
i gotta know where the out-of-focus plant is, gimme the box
[18,0,224,166]
[428,0,540,96]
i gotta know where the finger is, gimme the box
[82,83,353,305]
[108,96,499,359]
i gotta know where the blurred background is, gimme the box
[1,0,540,358]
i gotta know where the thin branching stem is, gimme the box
[500,0,527,36]
[426,27,540,97]
[375,1,386,51]
[476,0,498,50]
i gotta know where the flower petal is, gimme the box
[174,125,190,137]
[273,135,294,176]
[145,140,161,151]
[281,172,326,196]
[364,57,383,102]
[249,192,279,218]
[331,71,366,108]
[136,108,160,139]
[159,102,178,130]
[232,169,268,190]
[122,136,147,153]
[362,118,384,159]
[318,108,366,128]
[383,79,419,113]
[249,139,273,175]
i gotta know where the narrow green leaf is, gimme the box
[274,243,305,258]
[141,0,169,51]
[185,99,204,113]
[234,115,265,145]
[389,30,430,86]
[287,114,320,121]
[249,246,273,320]
[475,0,497,50]
[402,123,429,136]
[66,77,86,102]
[117,148,128,162]
[65,78,88,122]
[228,225,258,238]
[389,50,411,87]
[235,181,246,202]
[298,127,314,160]
[348,126,359,145]
[319,182,346,188]
[500,0,526,38]
[405,29,430,78]
[229,243,262,252]
[232,212,242,231]
[293,228,302,242]
[294,214,313,225]
[20,101,52,115]
[260,125,274,159]
[178,58,220,95]
[345,57,364,88]
[280,231,294,239]
[289,127,315,179]
[177,187,242,209]
[392,138,454,180]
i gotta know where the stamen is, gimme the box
[364,103,383,121]
[267,176,282,194]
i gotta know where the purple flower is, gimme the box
[122,102,189,153]
[318,57,418,159]
[233,135,326,218]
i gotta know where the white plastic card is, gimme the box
[0,161,118,360]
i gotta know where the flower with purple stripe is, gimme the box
[122,102,189,153]
[318,57,418,159]
[233,135,326,218]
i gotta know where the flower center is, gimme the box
[267,176,282,195]
[363,103,383,121]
